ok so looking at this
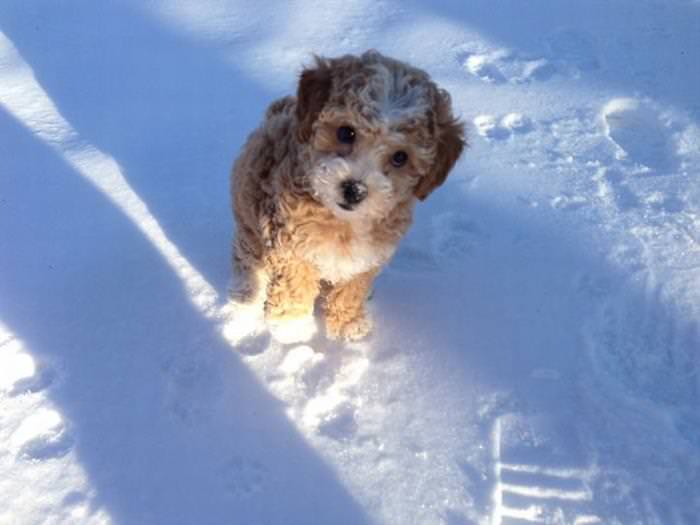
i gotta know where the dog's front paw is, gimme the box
[220,299,266,346]
[267,315,318,344]
[326,315,373,342]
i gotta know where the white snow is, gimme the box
[1,1,699,524]
[0,335,36,392]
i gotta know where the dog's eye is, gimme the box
[337,126,356,144]
[390,150,408,168]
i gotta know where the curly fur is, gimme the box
[230,50,465,342]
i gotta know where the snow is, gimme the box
[1,1,699,524]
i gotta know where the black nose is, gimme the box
[340,180,368,206]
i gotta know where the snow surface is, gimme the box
[1,1,699,524]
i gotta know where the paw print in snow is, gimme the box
[461,49,556,84]
[220,456,268,498]
[318,401,359,441]
[431,213,488,264]
[474,113,533,141]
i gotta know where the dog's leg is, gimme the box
[222,242,270,345]
[230,265,268,306]
[323,269,377,341]
[229,237,268,307]
[264,255,320,344]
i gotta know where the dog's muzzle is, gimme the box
[338,179,368,210]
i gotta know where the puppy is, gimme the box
[230,50,465,343]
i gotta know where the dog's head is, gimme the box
[295,50,465,222]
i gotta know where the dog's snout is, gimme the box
[340,179,368,207]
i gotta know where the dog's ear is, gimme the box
[296,57,333,143]
[414,89,465,201]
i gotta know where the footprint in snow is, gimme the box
[431,212,488,264]
[593,167,641,212]
[220,456,268,499]
[491,413,601,524]
[550,193,588,211]
[301,348,368,439]
[267,343,368,440]
[317,401,359,441]
[462,30,600,89]
[581,281,700,518]
[602,98,678,174]
[267,343,369,441]
[501,112,534,134]
[584,283,700,408]
[161,346,225,426]
[474,113,533,141]
[460,49,556,84]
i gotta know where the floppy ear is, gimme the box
[296,57,333,143]
[414,90,466,201]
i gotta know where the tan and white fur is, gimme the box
[230,50,465,343]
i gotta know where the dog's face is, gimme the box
[295,51,465,223]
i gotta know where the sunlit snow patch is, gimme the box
[268,316,318,345]
[10,408,70,459]
[0,331,36,392]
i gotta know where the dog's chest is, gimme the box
[303,235,394,284]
